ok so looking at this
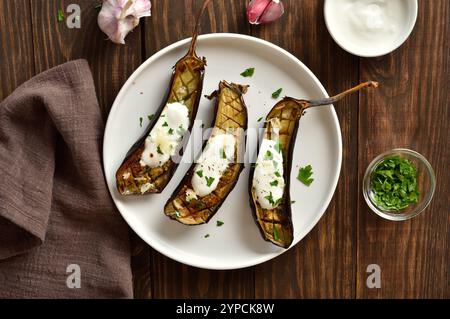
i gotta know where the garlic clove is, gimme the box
[247,0,272,24]
[247,0,284,25]
[98,0,151,44]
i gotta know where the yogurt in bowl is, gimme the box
[324,0,418,57]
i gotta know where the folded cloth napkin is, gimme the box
[0,60,132,298]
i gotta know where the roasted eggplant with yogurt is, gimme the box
[164,81,248,225]
[116,0,211,195]
[250,82,378,248]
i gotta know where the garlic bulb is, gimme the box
[247,0,285,25]
[98,0,151,44]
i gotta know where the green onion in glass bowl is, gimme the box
[363,149,436,221]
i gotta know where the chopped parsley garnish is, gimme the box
[257,117,263,122]
[270,180,278,187]
[196,170,203,178]
[175,211,181,218]
[162,121,168,127]
[272,88,283,99]
[220,148,227,159]
[274,197,283,206]
[204,234,210,238]
[168,128,174,135]
[139,117,143,127]
[274,140,283,153]
[57,9,65,22]
[240,67,255,77]
[264,150,273,160]
[216,220,224,227]
[265,192,282,207]
[290,200,296,204]
[264,192,274,205]
[297,165,314,186]
[147,114,155,121]
[201,123,205,128]
[273,225,280,241]
[275,171,281,178]
[205,176,215,187]
[156,145,163,155]
[371,156,420,210]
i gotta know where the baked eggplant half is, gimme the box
[250,82,378,248]
[164,81,248,225]
[116,0,211,195]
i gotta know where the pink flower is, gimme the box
[98,0,151,44]
[247,0,285,25]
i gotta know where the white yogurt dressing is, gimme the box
[327,0,410,55]
[140,102,189,168]
[191,134,236,197]
[253,138,285,210]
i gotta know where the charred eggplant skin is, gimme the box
[164,81,249,225]
[248,99,299,248]
[115,1,211,195]
[249,82,379,248]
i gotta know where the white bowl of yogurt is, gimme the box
[324,0,418,57]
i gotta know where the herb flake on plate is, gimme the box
[272,88,283,99]
[297,165,314,186]
[240,67,255,77]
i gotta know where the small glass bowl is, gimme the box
[363,149,436,221]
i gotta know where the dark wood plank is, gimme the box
[30,0,142,117]
[130,231,152,299]
[357,0,449,298]
[145,0,254,299]
[252,0,360,298]
[29,0,150,298]
[151,250,255,298]
[146,0,250,54]
[0,0,35,100]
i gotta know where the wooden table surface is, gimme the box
[0,0,448,298]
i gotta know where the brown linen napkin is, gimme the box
[0,60,132,298]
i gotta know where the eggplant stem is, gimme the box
[187,0,212,57]
[305,81,379,108]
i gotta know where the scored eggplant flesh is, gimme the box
[249,82,379,248]
[116,0,211,195]
[164,81,249,225]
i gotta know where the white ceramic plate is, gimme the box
[103,33,342,270]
